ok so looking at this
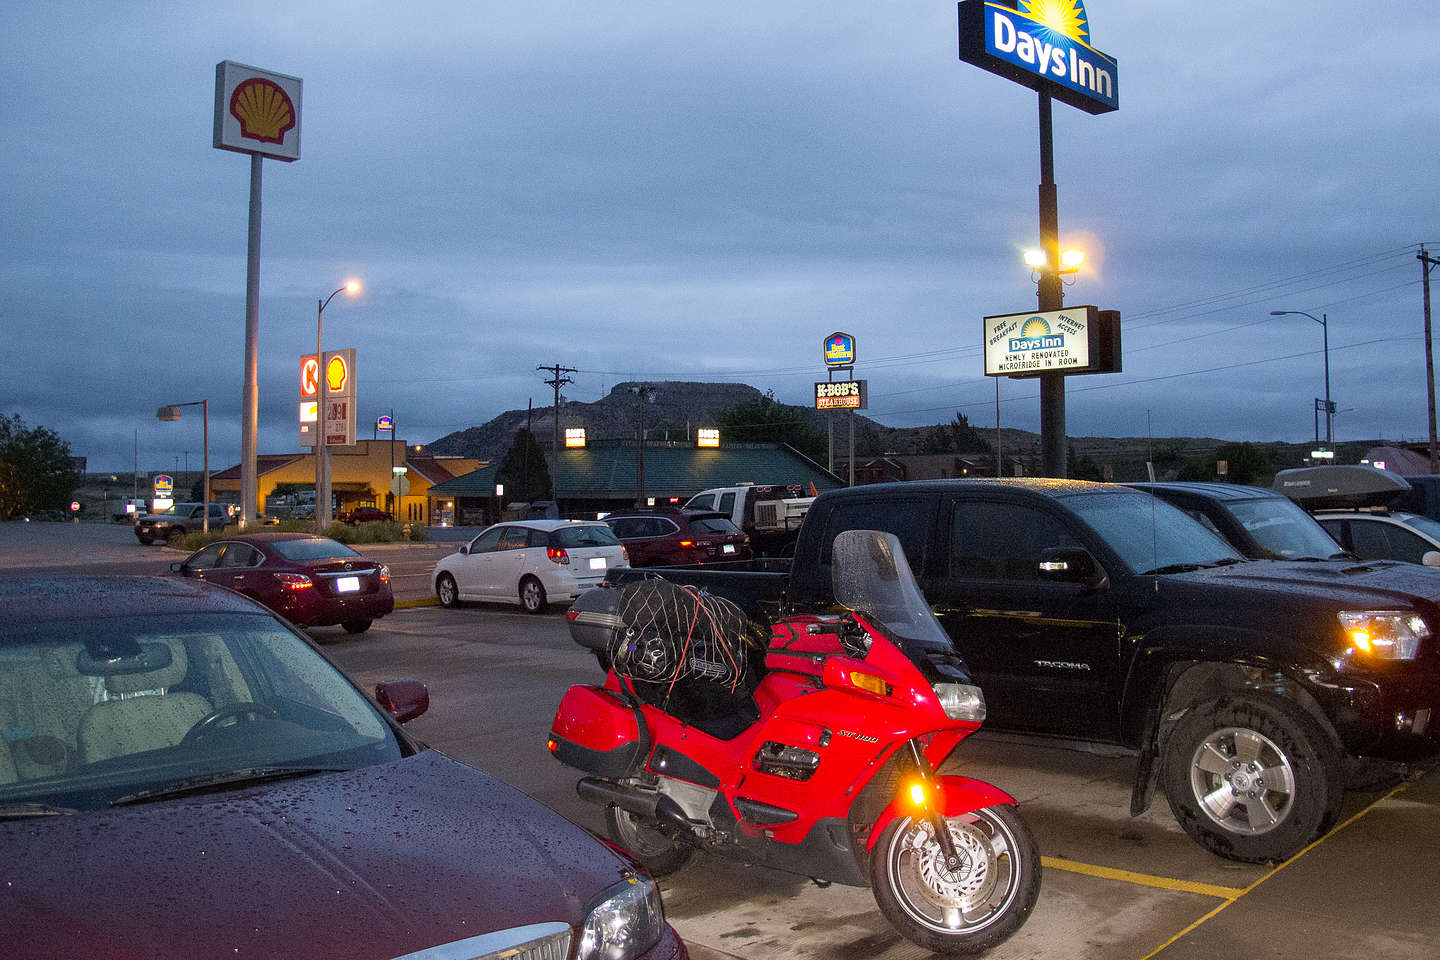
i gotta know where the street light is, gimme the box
[315,280,361,529]
[156,400,209,533]
[1270,310,1332,446]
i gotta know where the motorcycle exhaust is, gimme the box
[576,777,692,830]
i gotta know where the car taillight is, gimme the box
[377,564,390,583]
[679,540,695,548]
[547,546,570,565]
[275,572,313,591]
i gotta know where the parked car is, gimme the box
[602,508,752,567]
[1316,510,1440,567]
[433,519,629,614]
[170,533,394,633]
[340,506,393,525]
[0,575,686,960]
[134,502,232,544]
[1127,481,1352,560]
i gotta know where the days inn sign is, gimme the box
[958,1,1118,115]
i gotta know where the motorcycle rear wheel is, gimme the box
[604,805,695,877]
[871,804,1040,955]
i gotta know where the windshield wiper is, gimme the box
[1140,562,1208,575]
[0,802,79,819]
[109,765,352,807]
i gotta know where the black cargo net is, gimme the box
[609,579,762,699]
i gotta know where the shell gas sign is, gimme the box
[213,61,302,162]
[298,348,357,447]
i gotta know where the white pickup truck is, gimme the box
[682,484,814,556]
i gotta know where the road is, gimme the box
[4,522,1439,959]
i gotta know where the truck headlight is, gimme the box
[577,874,665,960]
[1338,610,1429,660]
[934,683,986,722]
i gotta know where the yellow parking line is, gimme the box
[1041,857,1244,900]
[1136,769,1428,959]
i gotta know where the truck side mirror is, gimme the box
[1037,548,1105,588]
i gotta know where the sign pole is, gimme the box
[240,152,262,527]
[1037,91,1066,478]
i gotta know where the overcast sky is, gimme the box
[2,1,1436,475]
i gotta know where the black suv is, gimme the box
[1126,481,1352,561]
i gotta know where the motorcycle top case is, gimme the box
[565,585,624,653]
[548,684,648,778]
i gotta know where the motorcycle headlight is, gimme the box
[934,682,986,722]
[1338,610,1429,660]
[577,874,665,960]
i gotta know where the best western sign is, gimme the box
[958,1,1118,115]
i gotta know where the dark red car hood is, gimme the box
[1,751,638,960]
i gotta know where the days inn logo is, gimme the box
[1009,316,1065,352]
[958,1,1118,115]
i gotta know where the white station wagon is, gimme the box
[433,520,630,614]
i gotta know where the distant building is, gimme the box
[210,439,480,525]
[429,440,844,524]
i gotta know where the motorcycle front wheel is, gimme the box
[604,804,695,878]
[870,804,1040,955]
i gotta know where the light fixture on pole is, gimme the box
[1270,310,1332,446]
[156,400,210,533]
[315,280,361,529]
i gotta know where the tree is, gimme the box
[713,392,826,462]
[949,413,992,454]
[495,428,553,503]
[0,414,79,519]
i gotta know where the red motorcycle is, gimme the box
[547,530,1040,954]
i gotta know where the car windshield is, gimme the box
[0,612,402,811]
[153,503,200,516]
[269,538,359,560]
[1400,513,1440,542]
[1066,492,1244,574]
[550,524,621,548]
[1228,497,1348,559]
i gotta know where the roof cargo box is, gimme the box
[1272,464,1412,510]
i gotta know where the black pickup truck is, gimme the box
[582,478,1440,863]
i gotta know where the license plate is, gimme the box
[723,544,736,554]
[336,576,360,593]
[589,557,607,571]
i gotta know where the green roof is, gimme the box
[429,442,843,499]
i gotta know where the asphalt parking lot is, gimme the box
[6,522,1439,958]
[319,603,1440,960]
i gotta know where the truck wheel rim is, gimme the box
[1188,725,1296,836]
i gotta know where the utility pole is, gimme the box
[1421,246,1439,474]
[631,384,654,506]
[537,363,575,504]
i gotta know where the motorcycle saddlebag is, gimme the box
[548,684,648,778]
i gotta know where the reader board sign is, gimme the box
[815,380,867,410]
[957,1,1118,115]
[984,306,1123,378]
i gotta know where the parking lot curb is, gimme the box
[396,596,438,609]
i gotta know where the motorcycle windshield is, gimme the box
[830,529,954,656]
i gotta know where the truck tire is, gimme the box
[1162,693,1342,863]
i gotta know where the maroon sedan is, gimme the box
[0,576,687,960]
[603,509,752,567]
[171,532,394,633]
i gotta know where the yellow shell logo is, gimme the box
[229,77,296,145]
